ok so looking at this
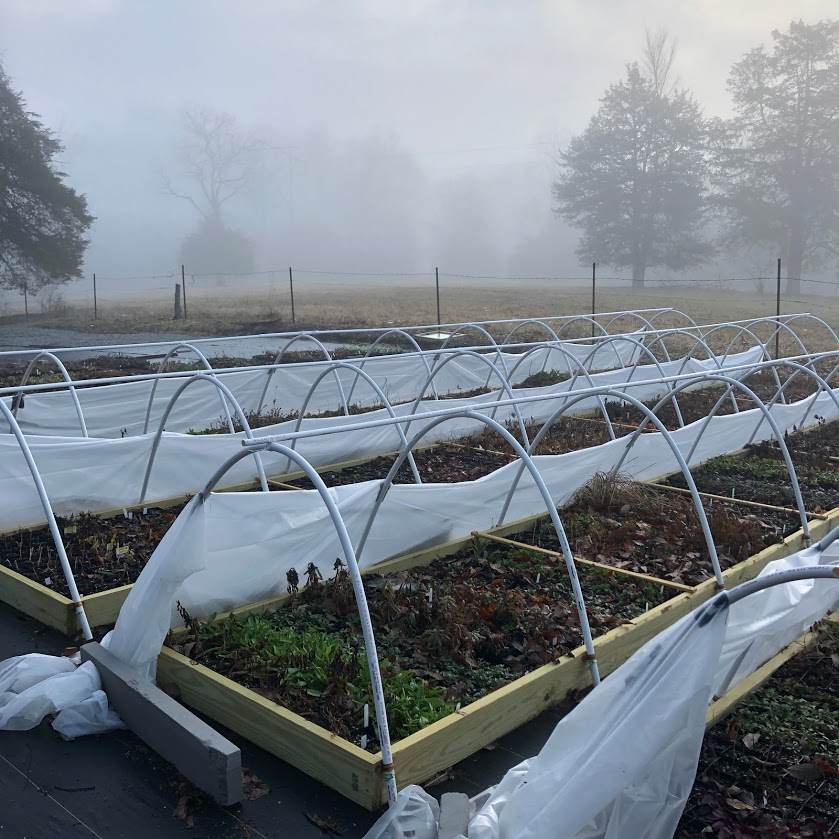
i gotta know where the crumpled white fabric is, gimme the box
[363,785,440,839]
[0,496,206,736]
[0,654,92,730]
[53,689,124,738]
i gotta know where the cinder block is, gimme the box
[81,641,242,805]
[439,791,470,839]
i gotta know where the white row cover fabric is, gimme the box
[176,382,836,619]
[6,336,643,438]
[367,537,839,839]
[0,348,761,529]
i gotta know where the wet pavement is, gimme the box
[0,602,558,838]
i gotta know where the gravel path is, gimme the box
[0,324,368,359]
[0,325,195,355]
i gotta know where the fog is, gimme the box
[2,0,837,292]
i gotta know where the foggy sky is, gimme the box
[2,0,836,289]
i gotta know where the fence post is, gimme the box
[93,272,98,320]
[435,266,441,327]
[591,261,596,337]
[288,266,296,323]
[174,283,183,320]
[775,257,781,359]
[181,264,188,319]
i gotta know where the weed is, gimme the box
[571,471,654,515]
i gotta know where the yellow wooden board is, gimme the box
[0,564,73,634]
[705,631,820,728]
[157,647,381,809]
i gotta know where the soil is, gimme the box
[667,420,839,512]
[282,443,516,489]
[524,478,802,587]
[605,368,827,431]
[172,536,675,751]
[4,415,831,599]
[465,413,620,457]
[746,417,839,473]
[0,506,185,598]
[676,621,839,837]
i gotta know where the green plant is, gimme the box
[195,611,454,746]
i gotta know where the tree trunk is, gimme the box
[632,261,646,289]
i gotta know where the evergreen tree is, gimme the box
[0,63,92,293]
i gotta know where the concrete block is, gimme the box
[81,641,242,805]
[439,791,470,839]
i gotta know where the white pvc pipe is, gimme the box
[245,352,839,451]
[281,361,423,484]
[633,375,814,540]
[0,401,92,639]
[494,387,725,586]
[11,350,89,437]
[142,342,234,435]
[139,373,269,504]
[199,442,401,808]
[343,409,602,686]
[255,333,349,417]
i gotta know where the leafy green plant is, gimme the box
[195,611,454,747]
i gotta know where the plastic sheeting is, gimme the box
[176,383,837,618]
[0,348,762,529]
[5,336,644,438]
[713,531,839,697]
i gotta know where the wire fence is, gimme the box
[4,261,839,328]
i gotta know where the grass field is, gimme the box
[3,281,839,352]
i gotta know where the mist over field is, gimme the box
[3,0,839,304]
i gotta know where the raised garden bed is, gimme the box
[156,501,839,809]
[0,402,641,632]
[667,419,839,513]
[605,367,827,431]
[187,366,575,435]
[677,618,839,837]
[1,409,835,635]
[170,542,676,751]
[0,342,406,389]
[521,476,803,587]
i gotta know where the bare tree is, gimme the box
[643,27,678,97]
[165,108,263,274]
[164,108,261,224]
